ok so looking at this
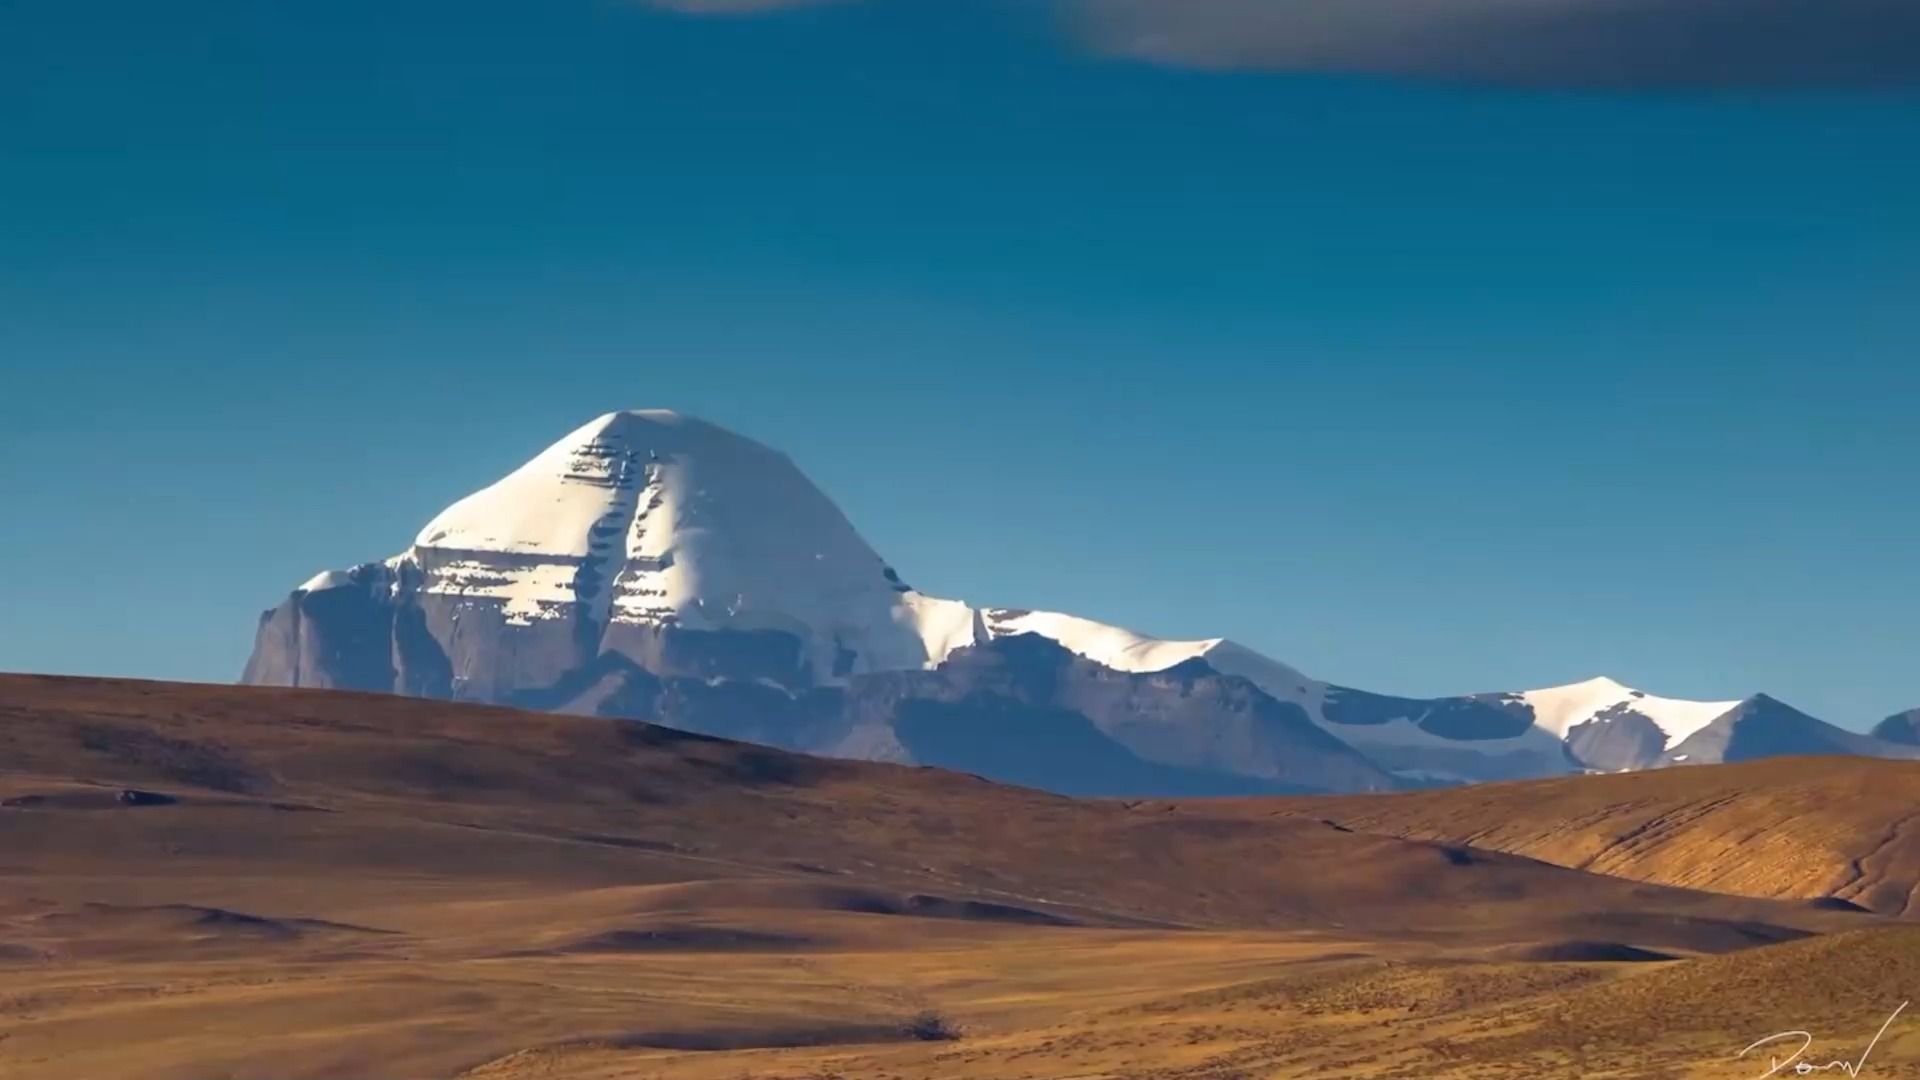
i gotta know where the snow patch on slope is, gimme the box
[904,593,988,665]
[982,609,1218,671]
[297,569,355,593]
[977,609,1329,714]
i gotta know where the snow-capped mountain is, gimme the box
[243,410,1914,794]
[250,411,1250,695]
[1482,676,1738,773]
[249,410,977,697]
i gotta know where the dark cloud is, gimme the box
[646,0,850,13]
[1070,0,1920,88]
[647,0,1920,89]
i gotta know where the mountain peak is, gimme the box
[1518,675,1738,746]
[413,409,775,557]
[396,409,970,680]
[588,407,686,426]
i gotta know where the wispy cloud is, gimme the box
[644,0,1920,89]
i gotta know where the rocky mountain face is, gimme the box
[503,631,1401,796]
[1667,696,1920,765]
[242,410,1915,794]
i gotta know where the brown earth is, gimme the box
[1,673,1914,1079]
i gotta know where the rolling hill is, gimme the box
[1,673,1913,1079]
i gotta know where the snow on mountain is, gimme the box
[959,610,1579,784]
[1516,676,1739,747]
[401,410,958,675]
[1328,676,1747,778]
[981,609,1226,674]
[244,409,1907,793]
[269,411,1346,706]
[979,611,1324,708]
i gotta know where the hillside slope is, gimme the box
[0,673,1835,936]
[1261,756,1920,914]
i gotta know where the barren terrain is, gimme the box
[2,675,1915,1079]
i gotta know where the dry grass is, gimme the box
[1259,758,1920,915]
[1,674,1915,1079]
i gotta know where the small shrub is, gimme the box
[904,1010,959,1041]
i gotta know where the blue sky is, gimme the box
[3,0,1917,725]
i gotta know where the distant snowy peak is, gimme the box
[1513,676,1740,747]
[1298,675,1752,782]
[1463,676,1741,774]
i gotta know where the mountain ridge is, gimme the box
[242,410,1914,793]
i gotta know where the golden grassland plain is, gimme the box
[3,675,1918,1080]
